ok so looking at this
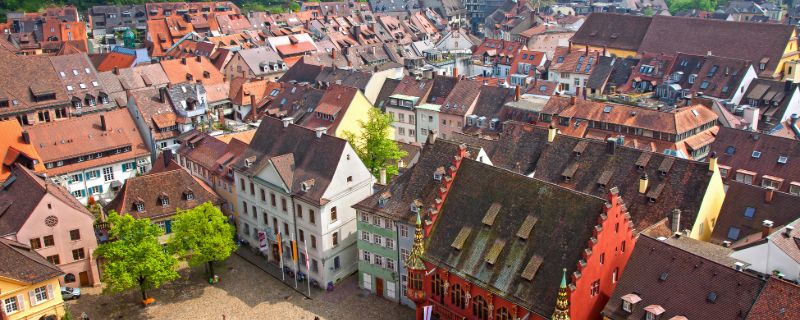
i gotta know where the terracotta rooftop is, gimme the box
[747,277,800,320]
[0,120,45,182]
[160,55,225,86]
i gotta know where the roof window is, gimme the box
[778,156,788,164]
[603,106,613,113]
[725,146,735,155]
[752,151,762,159]
[744,207,755,219]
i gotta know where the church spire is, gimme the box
[405,211,426,270]
[552,268,571,320]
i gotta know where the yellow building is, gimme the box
[690,156,727,241]
[0,239,65,320]
[297,84,385,140]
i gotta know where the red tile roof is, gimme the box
[96,52,137,72]
[747,277,800,320]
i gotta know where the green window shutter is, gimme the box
[165,220,172,234]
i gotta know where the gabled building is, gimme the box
[105,166,221,238]
[160,55,226,86]
[296,84,374,139]
[25,109,150,204]
[0,50,70,126]
[232,117,374,288]
[438,79,482,139]
[548,47,600,95]
[0,120,45,183]
[471,38,526,79]
[49,53,117,116]
[222,46,287,81]
[96,63,170,105]
[602,234,764,320]
[0,238,65,320]
[710,181,800,245]
[386,76,433,144]
[507,49,547,88]
[746,277,800,320]
[0,164,101,288]
[409,157,636,320]
[127,87,184,155]
[709,126,800,195]
[740,79,800,132]
[730,216,800,280]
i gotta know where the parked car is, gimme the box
[61,287,81,300]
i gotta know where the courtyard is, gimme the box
[67,254,414,320]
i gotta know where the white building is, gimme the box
[386,94,419,144]
[26,109,151,204]
[730,218,800,281]
[415,103,441,143]
[233,117,374,287]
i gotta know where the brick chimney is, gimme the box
[765,187,774,203]
[638,173,648,194]
[515,85,520,101]
[762,220,775,238]
[100,114,107,131]
[453,67,459,78]
[379,167,387,185]
[21,131,30,144]
[281,117,294,128]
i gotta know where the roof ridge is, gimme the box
[642,234,761,278]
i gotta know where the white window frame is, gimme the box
[32,286,48,304]
[361,231,371,242]
[3,296,19,314]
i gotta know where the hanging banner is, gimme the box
[423,305,432,320]
[257,231,268,249]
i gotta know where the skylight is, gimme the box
[752,151,762,159]
[725,146,735,155]
[743,207,755,219]
[603,106,613,113]
[778,156,788,164]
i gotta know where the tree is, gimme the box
[343,108,407,178]
[289,1,301,12]
[168,202,236,277]
[94,212,179,301]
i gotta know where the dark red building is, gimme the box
[405,158,636,320]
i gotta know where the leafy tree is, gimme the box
[343,108,407,178]
[289,1,301,12]
[94,212,179,301]
[240,0,268,13]
[168,202,236,277]
[667,0,718,14]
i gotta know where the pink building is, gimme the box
[0,164,100,287]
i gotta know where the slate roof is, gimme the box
[105,167,220,220]
[450,121,551,175]
[689,55,751,100]
[426,75,458,105]
[0,49,69,113]
[260,82,325,121]
[747,277,800,320]
[232,116,347,205]
[710,127,800,194]
[353,139,480,222]
[424,158,608,317]
[533,128,714,232]
[0,164,90,237]
[743,79,797,128]
[298,84,359,133]
[571,13,652,51]
[602,235,765,320]
[392,76,433,99]
[375,78,401,111]
[440,79,482,115]
[710,181,800,245]
[279,60,324,83]
[315,66,372,92]
[0,238,63,284]
[236,46,284,76]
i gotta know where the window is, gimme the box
[284,223,289,236]
[299,229,305,243]
[612,268,619,283]
[33,286,49,304]
[496,307,511,320]
[260,189,266,202]
[88,185,103,195]
[752,151,762,159]
[622,300,632,312]
[46,255,60,265]
[386,238,395,249]
[372,215,381,226]
[242,201,248,215]
[374,235,383,246]
[43,235,55,247]
[297,204,303,218]
[270,193,276,207]
[309,209,316,224]
[240,178,245,190]
[591,279,600,296]
[727,227,741,240]
[103,166,114,181]
[374,255,383,267]
[791,183,800,196]
[720,168,729,178]
[736,172,754,185]
[400,225,409,237]
[401,248,410,262]
[744,207,756,219]
[72,248,85,261]
[599,252,605,264]
[621,240,626,253]
[362,250,372,262]
[332,232,339,246]
[347,176,353,183]
[161,197,169,206]
[763,178,780,189]
[70,229,81,241]
[281,198,287,212]
[334,256,341,270]
[330,207,338,222]
[398,127,405,135]
[386,258,395,271]
[311,259,319,272]
[384,219,393,229]
[249,182,255,196]
[69,173,83,183]
[311,235,317,249]
[473,295,488,319]
[71,190,86,198]
[361,212,369,222]
[432,274,444,296]
[362,231,371,242]
[4,296,19,314]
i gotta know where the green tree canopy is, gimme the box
[667,0,719,14]
[94,212,179,301]
[168,202,236,277]
[343,107,407,178]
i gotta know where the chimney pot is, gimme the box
[426,130,437,145]
[314,127,327,138]
[113,66,119,75]
[164,149,173,168]
[709,151,718,172]
[570,95,577,105]
[606,138,616,155]
[181,57,187,64]
[453,67,459,78]
[281,117,294,128]
[671,209,681,234]
[785,225,796,237]
[100,114,107,131]
[765,187,775,203]
[763,220,775,238]
[379,167,387,185]
[515,85,521,102]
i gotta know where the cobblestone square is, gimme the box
[68,254,413,320]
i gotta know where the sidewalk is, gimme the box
[234,246,322,299]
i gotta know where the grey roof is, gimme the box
[237,47,284,76]
[88,5,148,32]
[0,238,63,284]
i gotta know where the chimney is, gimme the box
[638,173,648,194]
[314,127,327,138]
[743,107,759,132]
[181,57,187,65]
[784,225,796,237]
[21,131,30,144]
[785,80,794,93]
[379,167,387,185]
[100,114,107,131]
[113,66,119,75]
[218,108,224,124]
[163,149,173,168]
[606,138,616,155]
[250,94,257,109]
[762,220,775,238]
[708,151,718,172]
[159,87,168,103]
[195,55,201,62]
[281,117,294,128]
[765,187,774,203]
[671,209,681,234]
[453,67,459,78]
[575,87,582,99]
[426,130,437,145]
[515,85,521,102]
[570,95,577,105]
[547,125,556,143]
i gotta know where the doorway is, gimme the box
[79,271,90,286]
[376,278,384,298]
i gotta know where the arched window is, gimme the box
[64,273,76,283]
[450,284,465,309]
[473,295,489,320]
[432,274,444,296]
[496,307,511,320]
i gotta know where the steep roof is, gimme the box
[0,238,63,284]
[450,121,551,175]
[0,49,69,113]
[278,60,324,83]
[0,164,90,237]
[710,181,800,245]
[425,159,607,316]
[0,120,45,182]
[638,15,794,77]
[747,277,800,320]
[533,130,714,232]
[602,235,765,319]
[160,56,225,85]
[570,13,652,51]
[105,167,220,220]
[232,116,347,204]
[426,75,458,104]
[440,79,482,115]
[315,66,372,92]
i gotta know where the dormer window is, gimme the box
[620,293,641,313]
[184,190,195,200]
[644,305,665,320]
[135,202,144,212]
[160,196,169,207]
